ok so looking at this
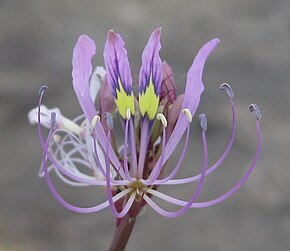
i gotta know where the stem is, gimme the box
[108,215,136,251]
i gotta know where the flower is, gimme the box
[29,29,262,219]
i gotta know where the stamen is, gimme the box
[199,114,207,131]
[182,108,192,123]
[104,112,113,129]
[126,108,131,120]
[50,112,57,129]
[156,113,168,127]
[90,115,100,129]
[249,104,261,120]
[38,85,48,97]
[220,83,234,99]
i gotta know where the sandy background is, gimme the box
[0,0,290,250]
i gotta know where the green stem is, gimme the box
[108,215,136,251]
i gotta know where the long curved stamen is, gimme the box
[91,113,127,180]
[160,84,236,185]
[142,115,167,185]
[46,130,127,186]
[105,130,136,218]
[149,109,192,185]
[91,116,107,177]
[151,122,190,185]
[42,114,131,213]
[137,118,151,178]
[145,106,261,208]
[42,119,124,186]
[123,110,133,181]
[39,130,87,177]
[129,119,138,177]
[48,151,128,186]
[142,115,208,218]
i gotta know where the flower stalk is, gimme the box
[109,215,136,251]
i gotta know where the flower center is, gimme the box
[128,179,146,196]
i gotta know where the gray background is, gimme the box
[0,0,289,250]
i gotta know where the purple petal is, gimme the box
[72,35,97,121]
[158,38,220,165]
[103,30,132,96]
[182,38,220,112]
[139,28,163,95]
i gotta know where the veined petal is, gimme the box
[139,28,163,120]
[104,30,134,119]
[72,35,97,121]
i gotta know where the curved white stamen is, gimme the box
[90,115,100,129]
[182,108,192,123]
[156,113,167,127]
[126,108,131,120]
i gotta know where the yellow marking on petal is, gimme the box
[115,78,135,120]
[139,77,159,120]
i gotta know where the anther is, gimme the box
[199,114,207,131]
[104,112,114,130]
[90,115,100,129]
[126,109,131,120]
[182,108,192,123]
[249,104,261,120]
[220,83,234,99]
[156,113,168,127]
[53,134,62,143]
[38,85,48,97]
[50,112,57,129]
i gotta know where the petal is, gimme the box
[72,35,97,121]
[138,28,163,120]
[98,77,115,133]
[104,30,135,119]
[160,61,176,105]
[182,38,220,112]
[159,38,220,164]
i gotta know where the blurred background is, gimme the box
[0,0,289,250]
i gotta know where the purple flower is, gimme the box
[29,29,262,219]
